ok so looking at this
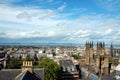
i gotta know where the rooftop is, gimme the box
[0,68,44,80]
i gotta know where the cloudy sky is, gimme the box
[0,0,120,44]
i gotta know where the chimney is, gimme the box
[21,61,33,73]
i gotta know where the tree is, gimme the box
[71,54,79,60]
[35,57,60,80]
[33,53,38,61]
[19,55,22,61]
[24,54,32,61]
[33,54,38,65]
[7,56,22,69]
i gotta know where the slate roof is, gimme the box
[16,70,40,80]
[0,69,44,80]
[101,75,116,80]
[0,69,21,80]
[80,67,116,80]
[86,73,98,80]
[59,60,76,72]
[81,67,87,79]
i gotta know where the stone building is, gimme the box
[85,42,110,75]
[95,42,109,75]
[85,41,94,66]
[110,43,120,57]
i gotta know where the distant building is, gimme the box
[47,54,53,58]
[110,43,120,57]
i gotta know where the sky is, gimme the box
[0,0,120,44]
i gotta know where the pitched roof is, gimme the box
[101,75,116,80]
[0,69,21,80]
[86,73,98,80]
[17,70,40,80]
[59,60,76,72]
[0,69,44,80]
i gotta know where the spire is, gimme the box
[90,41,91,48]
[86,41,87,48]
[92,41,93,48]
[103,42,105,48]
[97,42,98,48]
[110,42,113,57]
[88,41,90,48]
[110,42,113,48]
[86,41,94,48]
[100,42,102,48]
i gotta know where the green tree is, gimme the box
[33,53,38,61]
[71,54,79,60]
[7,56,22,69]
[24,54,32,61]
[35,57,60,80]
[109,58,113,63]
[19,55,22,60]
[33,54,38,65]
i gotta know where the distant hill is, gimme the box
[0,37,119,46]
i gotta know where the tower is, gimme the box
[85,41,94,65]
[95,42,109,75]
[97,42,105,56]
[110,43,114,57]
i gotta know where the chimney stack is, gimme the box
[21,61,33,73]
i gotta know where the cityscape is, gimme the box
[0,0,120,80]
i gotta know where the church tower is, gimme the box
[110,43,114,57]
[95,42,109,75]
[97,42,105,56]
[85,41,94,65]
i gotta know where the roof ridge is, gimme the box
[14,69,28,80]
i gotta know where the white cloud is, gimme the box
[38,9,55,20]
[57,2,66,11]
[0,4,120,44]
[103,29,112,35]
[66,29,90,41]
[0,5,63,28]
[48,31,54,36]
[59,15,120,43]
[16,11,37,21]
[0,31,55,38]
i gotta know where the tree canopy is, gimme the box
[35,57,60,80]
[71,54,79,60]
[7,56,22,69]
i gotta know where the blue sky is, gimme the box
[0,0,120,44]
